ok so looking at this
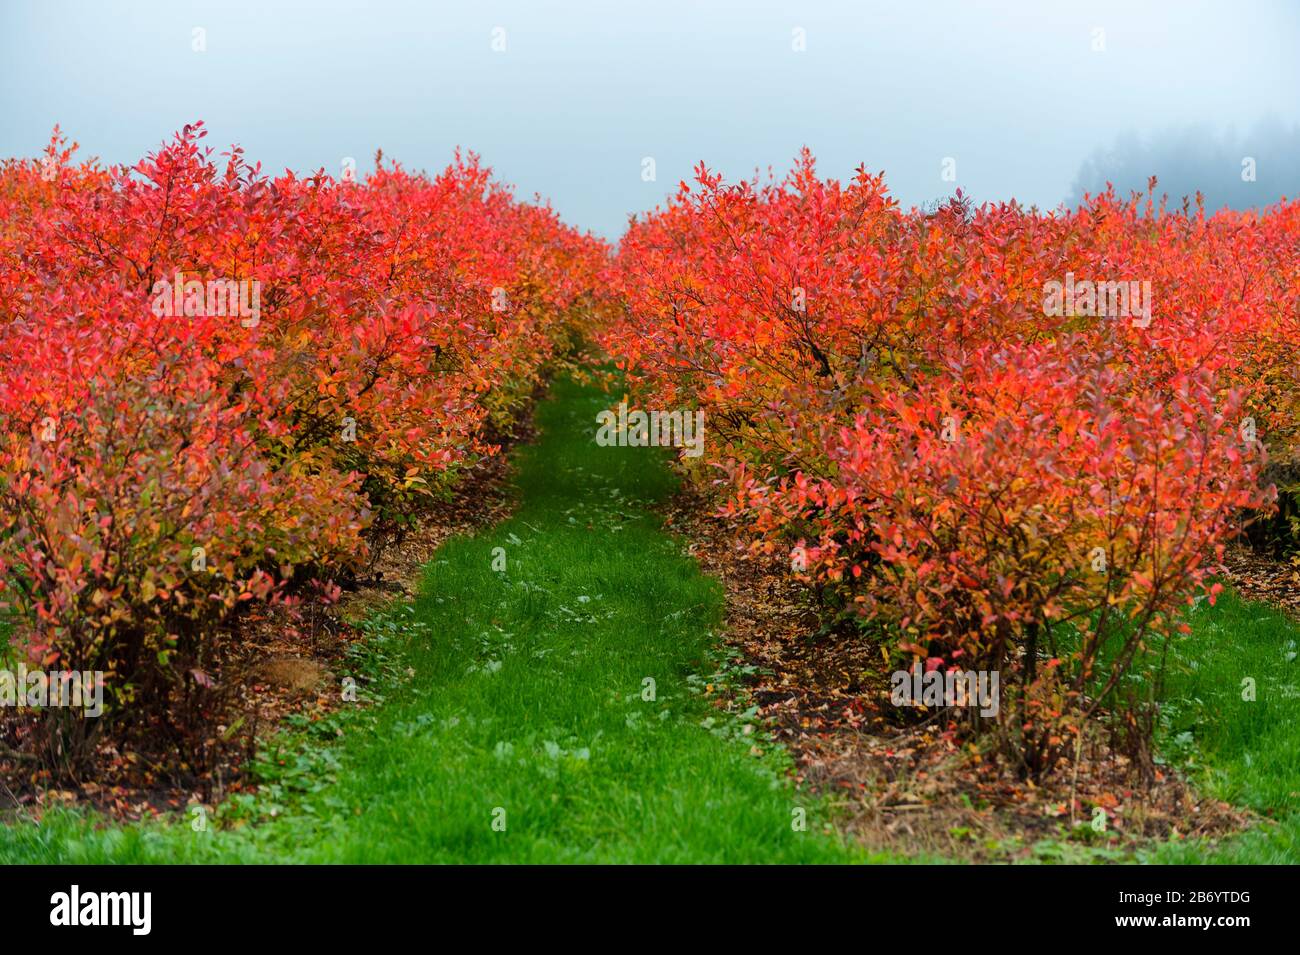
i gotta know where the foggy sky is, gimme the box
[2,0,1298,238]
[1069,119,1300,211]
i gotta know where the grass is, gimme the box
[1142,588,1300,862]
[1,376,1296,863]
[0,377,869,863]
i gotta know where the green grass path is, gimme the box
[1145,590,1300,862]
[0,377,865,863]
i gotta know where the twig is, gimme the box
[1069,724,1083,825]
[0,741,39,765]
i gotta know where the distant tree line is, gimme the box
[1069,118,1300,211]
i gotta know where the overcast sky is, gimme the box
[2,0,1298,238]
